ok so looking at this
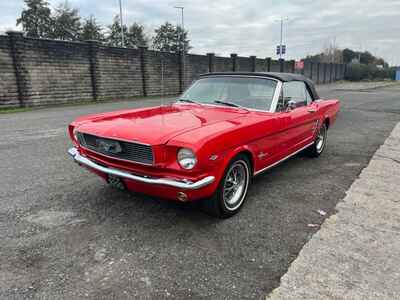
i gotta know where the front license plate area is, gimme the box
[107,175,126,190]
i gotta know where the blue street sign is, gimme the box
[276,45,287,55]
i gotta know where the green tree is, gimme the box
[359,51,374,65]
[342,48,356,64]
[80,16,104,41]
[126,22,148,48]
[152,22,190,53]
[175,25,190,52]
[50,1,81,41]
[106,16,128,47]
[17,0,52,38]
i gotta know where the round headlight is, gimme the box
[177,148,197,170]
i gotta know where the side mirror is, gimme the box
[287,100,297,110]
[284,97,297,111]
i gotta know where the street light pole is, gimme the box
[277,17,288,59]
[174,6,185,52]
[279,18,283,60]
[174,6,185,88]
[119,0,125,47]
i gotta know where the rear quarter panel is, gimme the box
[316,99,340,128]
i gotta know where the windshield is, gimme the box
[179,76,277,111]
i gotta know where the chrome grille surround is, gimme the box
[77,132,154,165]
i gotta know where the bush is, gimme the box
[345,63,395,81]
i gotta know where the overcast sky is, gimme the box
[1,0,399,65]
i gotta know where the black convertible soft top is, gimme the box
[200,72,320,100]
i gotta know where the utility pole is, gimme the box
[174,6,185,87]
[332,36,336,63]
[119,0,125,47]
[174,6,185,51]
[277,17,289,59]
[279,18,283,60]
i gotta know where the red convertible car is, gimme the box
[68,72,340,218]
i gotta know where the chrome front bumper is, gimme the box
[68,147,215,190]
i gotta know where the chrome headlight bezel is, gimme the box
[73,128,79,143]
[177,148,197,170]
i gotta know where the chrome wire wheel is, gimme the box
[316,124,327,153]
[223,160,249,211]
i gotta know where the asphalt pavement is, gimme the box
[268,121,400,300]
[1,82,400,299]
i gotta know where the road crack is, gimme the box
[374,154,400,165]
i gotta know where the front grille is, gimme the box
[77,133,154,165]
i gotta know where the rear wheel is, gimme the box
[306,122,327,157]
[202,154,251,218]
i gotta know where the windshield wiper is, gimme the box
[213,100,248,110]
[178,98,201,105]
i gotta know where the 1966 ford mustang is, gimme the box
[68,72,340,218]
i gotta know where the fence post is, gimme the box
[7,31,30,107]
[279,58,284,72]
[316,63,320,84]
[87,40,101,101]
[250,56,256,72]
[290,60,295,73]
[343,64,347,80]
[139,46,148,97]
[177,51,184,93]
[231,53,237,71]
[342,64,345,80]
[336,64,340,80]
[329,63,333,83]
[309,62,313,80]
[266,57,271,72]
[207,53,214,73]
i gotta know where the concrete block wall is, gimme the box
[22,38,93,105]
[96,46,143,99]
[183,53,209,88]
[255,58,267,72]
[0,32,346,108]
[0,35,19,107]
[144,50,180,96]
[214,56,233,72]
[270,60,280,72]
[236,56,252,72]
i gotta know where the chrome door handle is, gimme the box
[307,109,317,113]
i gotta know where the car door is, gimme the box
[281,81,319,154]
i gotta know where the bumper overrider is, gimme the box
[68,147,215,192]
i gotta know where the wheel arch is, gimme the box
[221,146,255,176]
[324,116,330,129]
[236,150,254,175]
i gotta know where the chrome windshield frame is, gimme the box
[178,75,283,113]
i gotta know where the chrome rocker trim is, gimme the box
[68,147,215,190]
[254,142,314,176]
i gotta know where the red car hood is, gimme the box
[75,104,247,145]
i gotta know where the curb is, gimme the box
[267,122,400,300]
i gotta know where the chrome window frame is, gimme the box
[280,81,312,108]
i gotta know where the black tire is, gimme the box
[201,154,251,218]
[306,122,327,157]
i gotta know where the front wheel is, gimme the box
[201,154,251,218]
[306,122,327,157]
